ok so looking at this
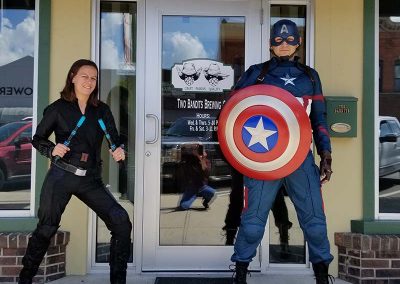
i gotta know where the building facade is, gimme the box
[0,0,399,281]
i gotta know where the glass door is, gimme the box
[143,0,262,271]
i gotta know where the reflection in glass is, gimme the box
[269,5,307,264]
[378,3,400,214]
[0,0,35,210]
[160,16,245,246]
[95,1,136,263]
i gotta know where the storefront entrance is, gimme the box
[142,0,309,272]
[90,0,311,273]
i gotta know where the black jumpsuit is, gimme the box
[19,99,132,284]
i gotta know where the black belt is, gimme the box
[52,159,88,176]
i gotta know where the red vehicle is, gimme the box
[0,121,32,190]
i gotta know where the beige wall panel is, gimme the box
[50,0,92,275]
[315,0,364,276]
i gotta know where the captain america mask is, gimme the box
[270,19,300,46]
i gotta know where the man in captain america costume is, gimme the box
[229,19,333,284]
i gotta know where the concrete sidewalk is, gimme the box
[38,273,351,284]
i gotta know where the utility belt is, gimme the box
[52,159,98,177]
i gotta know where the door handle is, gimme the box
[146,114,159,144]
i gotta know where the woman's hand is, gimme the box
[110,146,125,162]
[52,143,70,158]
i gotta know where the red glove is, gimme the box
[319,150,332,184]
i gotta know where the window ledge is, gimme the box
[351,219,400,234]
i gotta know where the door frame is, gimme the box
[142,0,263,271]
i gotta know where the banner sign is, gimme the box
[171,59,234,93]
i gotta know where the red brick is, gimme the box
[8,233,18,249]
[392,260,400,268]
[18,234,28,248]
[349,257,361,266]
[46,254,65,265]
[361,269,374,278]
[45,264,59,274]
[344,233,352,248]
[353,235,361,250]
[0,235,8,249]
[0,257,16,265]
[335,233,344,247]
[361,251,375,258]
[59,263,65,272]
[348,249,361,257]
[0,277,15,282]
[389,236,399,251]
[381,236,391,251]
[376,269,400,277]
[348,267,361,277]
[361,235,371,251]
[376,251,400,259]
[371,236,381,251]
[46,246,60,255]
[3,248,26,256]
[361,259,390,268]
[46,272,65,282]
[2,266,22,276]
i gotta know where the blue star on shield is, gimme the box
[241,115,278,153]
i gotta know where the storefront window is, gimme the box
[0,0,35,212]
[269,4,307,264]
[95,1,136,263]
[378,1,400,214]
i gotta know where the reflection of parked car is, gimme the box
[379,116,400,177]
[161,117,231,192]
[0,121,32,190]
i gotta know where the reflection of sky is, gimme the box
[0,9,35,66]
[162,16,244,69]
[100,12,124,69]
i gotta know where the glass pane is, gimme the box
[0,0,35,210]
[95,1,137,263]
[378,3,400,213]
[271,5,307,64]
[160,16,245,246]
[269,5,307,264]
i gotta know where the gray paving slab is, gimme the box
[13,273,351,284]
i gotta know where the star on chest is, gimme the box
[280,74,297,86]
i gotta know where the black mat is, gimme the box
[155,277,232,284]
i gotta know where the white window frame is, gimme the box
[0,0,39,217]
[375,0,400,220]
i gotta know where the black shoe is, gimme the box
[312,262,335,284]
[232,261,249,284]
[202,199,210,209]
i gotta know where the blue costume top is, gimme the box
[234,57,331,155]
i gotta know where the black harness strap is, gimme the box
[256,61,270,84]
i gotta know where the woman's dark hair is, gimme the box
[60,59,100,106]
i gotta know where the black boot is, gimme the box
[313,262,334,284]
[19,227,56,284]
[233,261,249,284]
[110,238,131,284]
[278,222,292,259]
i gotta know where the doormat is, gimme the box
[154,277,232,284]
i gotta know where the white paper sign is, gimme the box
[171,59,234,93]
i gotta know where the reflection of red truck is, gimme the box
[0,121,32,190]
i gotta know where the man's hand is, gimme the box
[319,150,332,184]
[52,143,70,158]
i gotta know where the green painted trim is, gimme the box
[0,218,39,232]
[35,0,51,214]
[362,0,376,220]
[0,0,51,232]
[351,220,400,234]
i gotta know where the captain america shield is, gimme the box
[218,84,312,180]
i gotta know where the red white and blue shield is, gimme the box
[218,84,312,180]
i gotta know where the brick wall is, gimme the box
[0,231,70,283]
[335,232,400,284]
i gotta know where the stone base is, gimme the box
[0,231,70,283]
[335,232,400,283]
